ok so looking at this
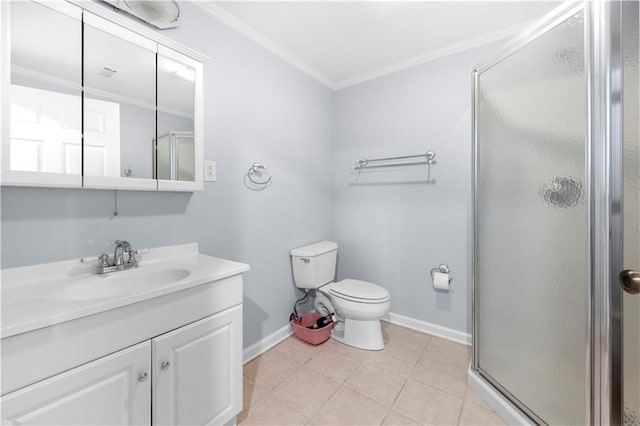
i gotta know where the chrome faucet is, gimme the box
[113,240,132,266]
[94,240,140,274]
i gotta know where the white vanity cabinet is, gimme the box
[1,247,248,426]
[1,306,242,426]
[2,341,152,425]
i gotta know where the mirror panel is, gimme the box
[7,1,81,180]
[83,16,156,182]
[3,2,203,191]
[156,54,195,182]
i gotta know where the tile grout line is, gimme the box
[342,371,410,410]
[243,351,305,396]
[456,399,467,425]
[385,328,427,425]
[271,337,322,366]
[310,378,341,422]
[320,338,397,424]
[409,336,472,402]
[408,372,468,400]
[389,372,412,414]
[338,384,394,425]
[270,368,341,423]
[237,394,273,425]
[270,392,313,424]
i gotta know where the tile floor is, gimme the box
[239,322,506,425]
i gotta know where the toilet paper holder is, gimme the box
[430,263,452,280]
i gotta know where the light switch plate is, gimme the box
[204,160,216,182]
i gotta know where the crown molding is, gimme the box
[333,20,532,90]
[191,1,536,92]
[191,1,336,89]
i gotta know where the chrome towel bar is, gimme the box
[352,151,436,170]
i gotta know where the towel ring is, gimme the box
[247,162,272,186]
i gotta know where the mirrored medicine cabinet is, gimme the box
[1,0,206,191]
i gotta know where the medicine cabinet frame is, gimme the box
[0,0,206,192]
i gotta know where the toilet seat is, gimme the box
[327,279,390,303]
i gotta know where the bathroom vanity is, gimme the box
[1,244,248,425]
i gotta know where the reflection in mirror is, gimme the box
[83,21,156,180]
[9,2,81,175]
[154,132,194,181]
[155,55,195,181]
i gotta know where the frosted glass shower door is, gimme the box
[473,8,587,425]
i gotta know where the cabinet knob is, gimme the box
[138,372,148,382]
[161,361,171,371]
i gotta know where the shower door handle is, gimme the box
[619,270,640,295]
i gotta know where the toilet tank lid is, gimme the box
[290,241,337,257]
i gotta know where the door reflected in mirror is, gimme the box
[8,2,81,175]
[83,20,156,180]
[155,54,195,181]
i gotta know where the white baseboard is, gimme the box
[382,312,471,346]
[243,323,293,364]
[467,367,534,425]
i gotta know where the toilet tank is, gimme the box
[290,241,338,289]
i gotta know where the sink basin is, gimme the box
[1,243,251,340]
[49,268,191,301]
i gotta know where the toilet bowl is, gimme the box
[290,241,390,351]
[314,280,390,350]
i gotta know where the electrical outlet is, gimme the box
[204,160,216,182]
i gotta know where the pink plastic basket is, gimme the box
[290,313,334,345]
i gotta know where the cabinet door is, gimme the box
[1,341,151,425]
[153,305,242,425]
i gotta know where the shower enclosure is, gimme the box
[472,1,638,424]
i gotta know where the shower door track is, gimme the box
[474,367,547,425]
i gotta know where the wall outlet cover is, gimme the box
[204,160,216,182]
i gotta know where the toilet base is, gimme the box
[331,318,384,351]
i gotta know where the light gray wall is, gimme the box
[1,2,334,348]
[332,42,502,334]
[158,110,193,136]
[116,101,155,179]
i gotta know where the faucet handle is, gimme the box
[97,253,110,267]
[126,248,149,268]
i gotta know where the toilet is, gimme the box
[290,241,390,350]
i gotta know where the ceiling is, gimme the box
[196,1,562,90]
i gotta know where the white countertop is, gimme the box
[1,244,249,339]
